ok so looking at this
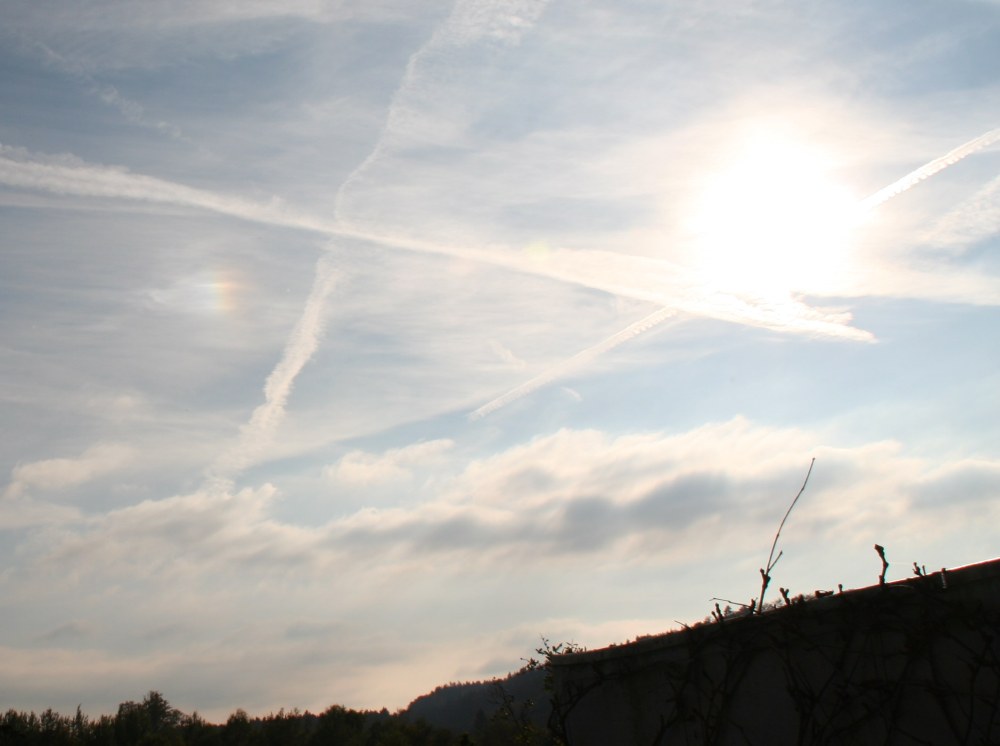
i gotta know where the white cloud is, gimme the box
[317,419,970,571]
[6,417,999,715]
[26,482,321,585]
[487,339,528,370]
[4,443,134,499]
[0,496,82,530]
[326,439,456,486]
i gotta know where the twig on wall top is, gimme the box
[875,543,889,586]
[757,458,816,614]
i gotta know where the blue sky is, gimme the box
[2,0,999,720]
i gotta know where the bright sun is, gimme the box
[687,133,860,299]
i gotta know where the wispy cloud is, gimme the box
[3,0,442,76]
[27,39,189,141]
[0,144,336,233]
[923,173,1000,251]
[326,439,455,486]
[4,443,134,499]
[7,0,432,31]
[334,0,550,223]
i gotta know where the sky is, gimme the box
[2,0,1000,722]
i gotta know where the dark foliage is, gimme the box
[0,677,561,746]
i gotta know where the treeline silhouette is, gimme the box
[0,685,555,745]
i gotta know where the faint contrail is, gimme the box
[209,255,338,485]
[333,0,549,223]
[859,127,1000,211]
[30,38,189,142]
[0,144,339,234]
[470,306,680,420]
[330,21,437,223]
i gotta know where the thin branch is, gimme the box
[711,597,751,609]
[757,458,815,613]
[766,459,815,572]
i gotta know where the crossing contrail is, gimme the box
[470,125,1000,418]
[3,104,995,427]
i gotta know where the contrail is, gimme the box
[330,24,434,224]
[208,255,339,486]
[470,307,680,420]
[0,148,877,340]
[471,125,1000,418]
[211,0,552,479]
[859,127,1000,211]
[29,38,189,142]
[4,117,996,424]
[333,0,549,223]
[0,144,340,234]
[212,22,432,476]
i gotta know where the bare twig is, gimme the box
[875,544,889,585]
[711,597,751,609]
[757,458,815,613]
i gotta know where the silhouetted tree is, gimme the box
[220,710,255,746]
[308,705,364,745]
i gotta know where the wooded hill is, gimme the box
[0,667,552,745]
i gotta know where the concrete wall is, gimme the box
[550,559,1000,745]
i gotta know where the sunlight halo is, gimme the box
[686,131,862,300]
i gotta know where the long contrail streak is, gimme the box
[208,256,339,487]
[470,307,680,419]
[859,127,1000,211]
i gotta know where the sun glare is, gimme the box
[688,133,861,299]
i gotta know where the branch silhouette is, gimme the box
[757,458,815,613]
